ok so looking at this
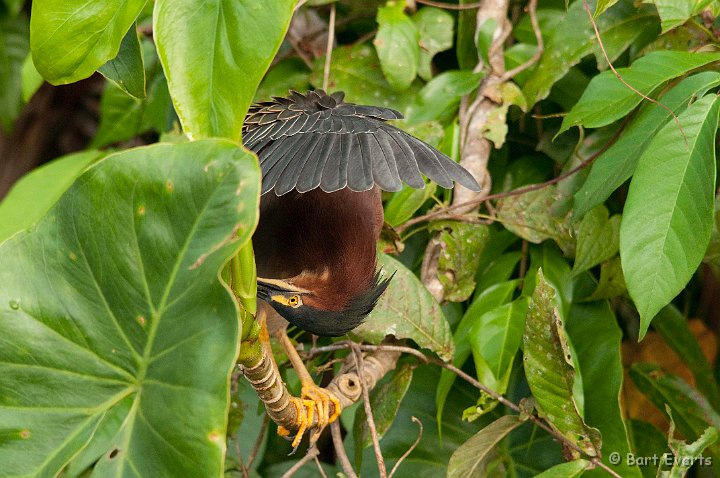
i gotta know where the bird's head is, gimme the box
[256,272,392,337]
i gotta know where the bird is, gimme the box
[243,89,480,447]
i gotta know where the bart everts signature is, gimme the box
[608,452,712,467]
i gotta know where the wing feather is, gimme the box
[347,133,373,191]
[244,90,481,195]
[297,133,334,193]
[363,133,402,191]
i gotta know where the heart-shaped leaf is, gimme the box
[0,140,260,477]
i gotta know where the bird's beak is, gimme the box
[256,277,311,301]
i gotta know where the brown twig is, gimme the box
[314,456,328,478]
[388,417,424,478]
[352,343,387,478]
[247,414,270,470]
[500,0,543,82]
[331,421,359,478]
[281,446,320,478]
[581,0,687,147]
[415,0,483,10]
[322,3,336,91]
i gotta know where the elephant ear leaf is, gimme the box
[0,140,260,477]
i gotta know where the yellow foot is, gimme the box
[301,381,342,445]
[277,383,342,451]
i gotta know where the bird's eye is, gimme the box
[288,295,301,307]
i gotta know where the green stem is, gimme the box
[230,240,263,364]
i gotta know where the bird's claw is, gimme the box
[277,383,342,450]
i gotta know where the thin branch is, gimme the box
[332,421,359,478]
[582,0,687,147]
[322,3,336,91]
[281,446,320,478]
[415,0,484,10]
[352,343,387,478]
[388,417,423,478]
[247,414,270,470]
[314,456,328,478]
[500,0,543,82]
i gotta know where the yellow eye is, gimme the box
[270,294,303,308]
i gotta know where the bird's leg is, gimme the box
[275,328,342,446]
[250,312,311,452]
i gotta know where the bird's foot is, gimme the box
[301,381,342,445]
[277,383,342,451]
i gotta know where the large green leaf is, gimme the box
[566,298,641,478]
[469,297,528,394]
[0,12,28,131]
[0,140,260,477]
[413,6,454,81]
[92,40,172,148]
[353,253,454,361]
[559,51,720,135]
[446,415,524,478]
[522,0,658,108]
[436,280,519,434]
[620,94,720,338]
[374,1,419,91]
[154,0,294,141]
[0,150,104,244]
[30,0,146,84]
[574,71,720,217]
[523,271,601,457]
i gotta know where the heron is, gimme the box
[243,90,480,447]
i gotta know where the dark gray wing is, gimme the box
[243,90,481,196]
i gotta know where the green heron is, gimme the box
[244,90,480,446]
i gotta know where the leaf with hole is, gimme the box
[523,270,601,458]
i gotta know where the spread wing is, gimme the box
[243,90,481,196]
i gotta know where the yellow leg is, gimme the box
[256,311,313,451]
[276,329,342,446]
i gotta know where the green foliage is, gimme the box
[30,0,147,84]
[0,141,260,477]
[353,253,454,361]
[0,12,28,131]
[620,93,720,337]
[154,0,294,141]
[5,0,720,475]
